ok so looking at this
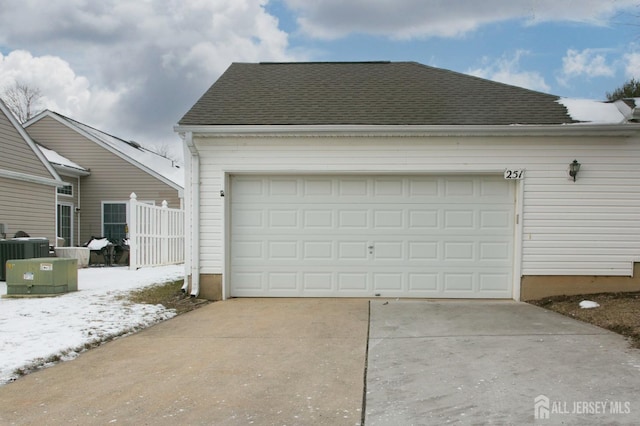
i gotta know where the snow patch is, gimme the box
[579,300,600,309]
[37,144,87,172]
[0,264,184,386]
[557,98,626,124]
[72,121,184,187]
[87,238,110,250]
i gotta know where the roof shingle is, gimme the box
[179,61,574,126]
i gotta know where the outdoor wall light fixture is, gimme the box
[569,159,581,182]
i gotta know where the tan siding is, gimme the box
[0,176,56,242]
[0,110,52,178]
[26,117,180,244]
[193,134,640,277]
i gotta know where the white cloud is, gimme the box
[468,51,550,93]
[0,50,123,128]
[623,52,640,79]
[0,0,298,149]
[282,0,638,40]
[561,48,615,79]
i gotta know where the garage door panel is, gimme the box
[408,178,439,196]
[303,241,333,259]
[268,210,298,228]
[444,210,475,229]
[230,175,514,298]
[479,274,511,292]
[303,210,334,227]
[480,210,513,228]
[338,273,368,291]
[269,178,299,196]
[337,241,369,259]
[303,179,333,196]
[480,242,511,260]
[339,179,369,196]
[338,210,369,228]
[303,273,333,291]
[408,242,438,260]
[408,210,439,228]
[444,273,476,293]
[444,179,475,196]
[374,178,405,196]
[373,210,404,228]
[480,178,512,196]
[408,273,439,291]
[444,242,475,260]
[269,272,298,290]
[373,273,403,291]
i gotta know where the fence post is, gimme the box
[129,192,138,270]
[161,200,169,265]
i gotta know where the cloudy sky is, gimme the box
[1,0,639,159]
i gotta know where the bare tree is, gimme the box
[0,82,44,123]
[151,143,181,163]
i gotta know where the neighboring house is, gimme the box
[0,99,64,243]
[24,111,184,247]
[175,61,640,301]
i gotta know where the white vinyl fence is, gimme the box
[128,192,184,270]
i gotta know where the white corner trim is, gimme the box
[184,131,201,297]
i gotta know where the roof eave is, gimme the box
[174,123,640,138]
[52,163,91,177]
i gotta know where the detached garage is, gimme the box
[175,61,640,301]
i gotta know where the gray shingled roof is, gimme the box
[179,61,575,126]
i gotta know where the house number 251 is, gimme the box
[503,169,524,180]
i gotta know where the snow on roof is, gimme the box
[37,144,88,173]
[557,98,627,124]
[64,116,184,188]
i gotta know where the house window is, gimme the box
[103,203,127,241]
[57,185,73,196]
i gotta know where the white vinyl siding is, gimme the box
[192,135,640,278]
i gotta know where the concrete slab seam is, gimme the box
[361,300,371,426]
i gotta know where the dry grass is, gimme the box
[127,280,210,315]
[529,292,640,348]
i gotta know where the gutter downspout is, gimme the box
[184,131,200,297]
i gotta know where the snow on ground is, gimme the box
[0,264,184,386]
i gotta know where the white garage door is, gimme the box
[230,175,515,298]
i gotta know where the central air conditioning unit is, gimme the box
[0,238,50,281]
[4,258,78,297]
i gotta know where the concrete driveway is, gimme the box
[0,299,369,425]
[0,299,639,425]
[366,300,640,425]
